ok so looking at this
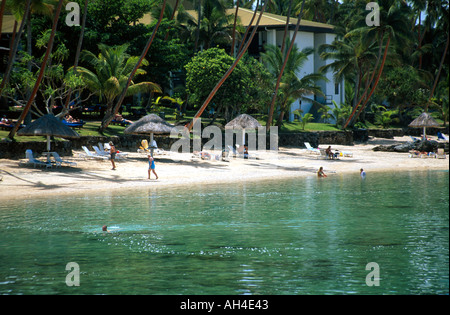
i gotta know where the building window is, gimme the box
[335,83,339,95]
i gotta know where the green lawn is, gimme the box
[3,106,445,142]
[280,122,340,132]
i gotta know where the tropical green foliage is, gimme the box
[76,44,161,125]
[185,47,270,121]
[1,0,448,135]
[300,113,314,130]
[262,38,326,126]
[374,109,399,129]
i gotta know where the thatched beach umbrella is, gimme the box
[409,112,440,140]
[225,114,262,144]
[124,114,175,155]
[17,114,80,153]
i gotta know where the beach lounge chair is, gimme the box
[111,118,132,126]
[51,152,77,167]
[93,145,109,157]
[81,146,108,160]
[62,120,85,129]
[409,136,420,142]
[318,149,329,159]
[437,132,449,141]
[304,142,320,154]
[409,150,435,158]
[409,150,422,158]
[340,151,353,157]
[95,145,128,159]
[436,148,446,159]
[21,149,52,168]
[226,145,238,158]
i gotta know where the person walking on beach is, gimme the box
[109,141,117,170]
[318,167,327,177]
[148,154,158,180]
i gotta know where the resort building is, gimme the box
[231,8,345,122]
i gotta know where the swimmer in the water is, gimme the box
[102,225,109,232]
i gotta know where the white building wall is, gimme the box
[313,33,345,123]
[289,31,315,122]
[260,28,344,123]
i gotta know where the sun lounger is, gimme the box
[51,152,77,167]
[111,119,131,126]
[94,145,128,159]
[409,136,420,142]
[409,150,435,158]
[93,145,109,157]
[81,146,108,160]
[192,151,221,161]
[341,151,353,157]
[409,151,421,158]
[436,148,446,159]
[21,149,52,168]
[318,149,329,159]
[226,145,237,157]
[437,132,449,141]
[62,120,85,129]
[304,142,320,154]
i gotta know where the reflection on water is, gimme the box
[0,171,448,294]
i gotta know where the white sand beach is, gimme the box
[0,136,448,201]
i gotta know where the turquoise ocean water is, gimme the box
[0,170,448,295]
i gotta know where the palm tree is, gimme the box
[186,0,269,131]
[183,0,233,52]
[104,0,168,133]
[198,1,234,49]
[319,33,377,114]
[262,40,326,126]
[76,44,162,132]
[266,0,305,128]
[8,0,64,140]
[342,0,412,128]
[426,3,449,110]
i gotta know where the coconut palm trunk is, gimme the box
[426,32,449,111]
[266,0,305,129]
[230,0,240,56]
[342,35,391,129]
[237,0,259,55]
[281,0,293,54]
[99,0,167,133]
[164,0,180,41]
[8,0,64,140]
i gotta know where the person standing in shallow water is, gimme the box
[317,166,327,177]
[148,154,158,180]
[360,168,366,179]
